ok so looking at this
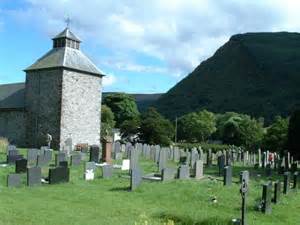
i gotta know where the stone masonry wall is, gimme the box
[25,69,63,149]
[0,110,26,146]
[60,70,102,150]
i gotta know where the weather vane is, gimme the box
[65,16,71,28]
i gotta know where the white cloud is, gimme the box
[6,0,300,77]
[102,73,117,87]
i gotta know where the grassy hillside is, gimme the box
[155,32,300,122]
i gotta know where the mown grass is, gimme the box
[0,149,299,225]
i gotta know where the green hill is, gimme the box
[155,32,300,122]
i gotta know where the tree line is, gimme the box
[101,93,300,159]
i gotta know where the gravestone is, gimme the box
[102,139,112,163]
[154,145,160,163]
[7,149,23,164]
[16,159,27,173]
[162,168,177,182]
[207,149,212,167]
[44,150,52,164]
[7,145,17,151]
[158,148,167,173]
[121,159,130,171]
[240,171,249,185]
[218,155,225,176]
[102,165,113,178]
[113,142,121,159]
[130,167,143,191]
[89,145,100,163]
[283,172,290,194]
[173,147,180,162]
[262,182,272,214]
[115,152,123,161]
[293,172,298,190]
[71,154,81,166]
[272,181,281,204]
[130,147,139,170]
[27,167,41,186]
[49,167,70,184]
[223,166,232,186]
[195,160,204,179]
[178,165,190,180]
[190,148,199,169]
[265,164,272,177]
[7,174,21,187]
[240,178,248,225]
[84,162,96,180]
[37,154,47,167]
[59,161,68,168]
[55,152,67,167]
[27,149,39,164]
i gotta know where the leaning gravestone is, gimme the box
[71,154,81,166]
[102,165,113,178]
[27,167,41,186]
[49,167,70,184]
[178,165,190,180]
[130,167,143,191]
[223,166,232,186]
[262,182,272,214]
[16,159,27,173]
[7,174,21,187]
[272,181,281,204]
[195,160,204,179]
[162,168,177,182]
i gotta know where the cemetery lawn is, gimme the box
[0,150,299,225]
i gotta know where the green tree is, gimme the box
[216,112,264,149]
[103,93,140,127]
[177,110,216,142]
[288,109,300,160]
[263,116,289,152]
[120,117,141,140]
[139,107,174,146]
[101,105,116,138]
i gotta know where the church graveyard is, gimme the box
[0,143,298,225]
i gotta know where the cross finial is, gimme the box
[65,16,71,28]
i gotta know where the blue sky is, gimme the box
[0,0,299,93]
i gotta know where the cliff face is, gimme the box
[155,32,300,122]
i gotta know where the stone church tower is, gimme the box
[24,28,104,150]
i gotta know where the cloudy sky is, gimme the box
[0,0,300,93]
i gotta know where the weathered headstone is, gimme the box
[223,166,232,186]
[158,148,167,173]
[162,168,177,182]
[16,159,27,173]
[102,165,113,178]
[262,182,272,214]
[27,167,41,186]
[178,165,190,180]
[121,159,130,171]
[7,174,21,187]
[130,167,143,191]
[71,154,81,166]
[195,160,204,179]
[27,149,39,164]
[84,161,96,180]
[130,147,139,170]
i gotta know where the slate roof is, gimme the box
[53,28,81,42]
[0,83,25,110]
[24,47,104,76]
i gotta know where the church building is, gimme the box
[0,28,104,150]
